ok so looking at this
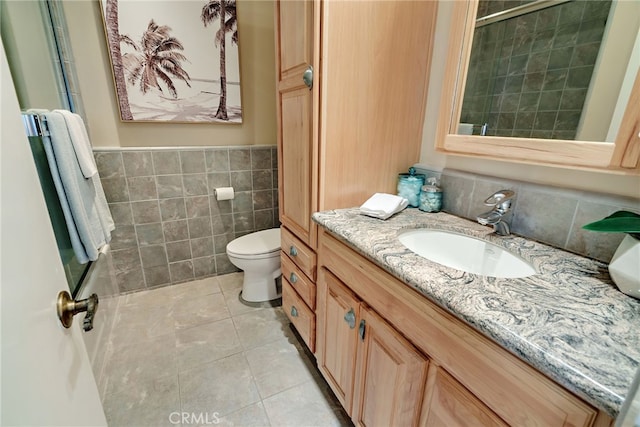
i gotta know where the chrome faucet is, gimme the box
[477,190,515,236]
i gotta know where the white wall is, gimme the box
[0,1,63,110]
[579,0,640,141]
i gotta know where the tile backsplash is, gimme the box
[415,167,639,263]
[95,146,279,294]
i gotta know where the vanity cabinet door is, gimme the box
[316,267,360,413]
[420,365,508,427]
[352,306,429,427]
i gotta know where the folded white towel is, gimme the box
[55,110,98,178]
[360,193,409,220]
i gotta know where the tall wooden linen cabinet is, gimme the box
[274,0,437,353]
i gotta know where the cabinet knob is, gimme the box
[289,246,298,257]
[291,306,298,317]
[344,308,356,329]
[303,65,313,89]
[359,319,366,341]
[289,272,298,283]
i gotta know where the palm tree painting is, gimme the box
[101,0,243,123]
[201,0,238,121]
[104,0,132,120]
[121,20,192,99]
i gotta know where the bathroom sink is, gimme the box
[398,229,536,278]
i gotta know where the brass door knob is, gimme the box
[57,291,99,332]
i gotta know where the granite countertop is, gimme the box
[312,207,640,418]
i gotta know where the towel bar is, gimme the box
[21,113,50,138]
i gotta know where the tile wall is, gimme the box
[94,146,279,294]
[415,167,640,263]
[461,0,611,139]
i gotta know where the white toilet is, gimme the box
[226,228,282,302]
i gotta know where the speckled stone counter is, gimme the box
[312,208,640,418]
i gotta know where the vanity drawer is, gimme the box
[281,227,317,281]
[283,279,315,353]
[281,254,316,310]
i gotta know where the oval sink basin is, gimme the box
[398,229,536,278]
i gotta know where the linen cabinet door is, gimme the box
[316,267,360,413]
[352,306,429,427]
[275,0,319,248]
[420,365,508,427]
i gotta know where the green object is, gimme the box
[582,211,640,239]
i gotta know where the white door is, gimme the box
[1,43,107,426]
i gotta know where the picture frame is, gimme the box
[101,0,242,123]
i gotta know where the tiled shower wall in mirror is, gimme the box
[94,146,279,294]
[461,0,611,139]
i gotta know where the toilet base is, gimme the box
[241,270,282,302]
[238,290,282,308]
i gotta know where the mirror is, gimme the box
[435,0,640,172]
[460,0,637,142]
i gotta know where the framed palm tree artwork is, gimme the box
[101,0,242,123]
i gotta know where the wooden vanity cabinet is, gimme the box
[316,268,359,410]
[352,303,428,427]
[281,227,317,352]
[317,228,612,427]
[420,365,508,427]
[275,0,437,353]
[317,267,429,426]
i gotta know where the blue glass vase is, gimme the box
[397,168,425,208]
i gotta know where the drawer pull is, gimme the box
[291,306,299,317]
[289,246,298,256]
[289,272,298,283]
[359,319,366,341]
[344,308,356,329]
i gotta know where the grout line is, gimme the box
[93,144,277,153]
[564,198,581,249]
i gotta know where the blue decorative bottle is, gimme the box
[397,167,425,208]
[419,177,443,212]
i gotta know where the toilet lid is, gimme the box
[226,228,281,256]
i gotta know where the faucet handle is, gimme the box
[484,190,515,206]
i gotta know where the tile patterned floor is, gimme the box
[100,273,352,427]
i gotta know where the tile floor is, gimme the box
[99,273,352,427]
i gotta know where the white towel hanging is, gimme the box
[54,109,98,178]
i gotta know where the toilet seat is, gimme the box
[226,228,280,260]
